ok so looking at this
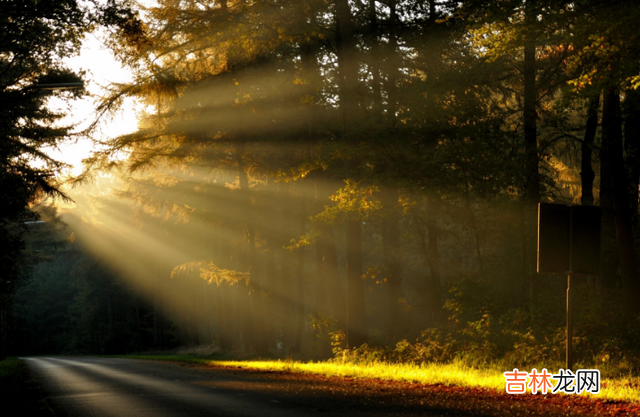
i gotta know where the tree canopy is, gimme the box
[9,0,640,372]
[0,0,125,358]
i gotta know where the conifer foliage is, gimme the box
[0,0,98,359]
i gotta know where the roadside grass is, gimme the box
[0,357,25,398]
[0,357,48,416]
[121,355,640,404]
[0,356,21,383]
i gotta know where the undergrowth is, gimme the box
[321,278,640,380]
[123,279,640,404]
[0,357,48,416]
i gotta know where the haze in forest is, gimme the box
[3,0,640,376]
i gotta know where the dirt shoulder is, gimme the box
[157,359,637,417]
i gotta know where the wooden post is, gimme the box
[567,207,573,372]
[566,273,573,372]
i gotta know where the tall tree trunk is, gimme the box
[425,197,443,323]
[236,146,256,350]
[325,226,346,328]
[346,219,366,347]
[248,226,269,353]
[380,186,402,341]
[413,199,443,325]
[367,0,383,122]
[0,297,6,360]
[623,88,640,237]
[135,298,142,343]
[107,290,114,335]
[291,191,307,353]
[581,93,600,295]
[217,237,235,349]
[280,186,296,351]
[313,181,329,318]
[602,88,640,312]
[190,298,200,346]
[264,244,277,351]
[314,240,327,318]
[215,285,228,350]
[523,6,540,205]
[581,94,600,206]
[335,0,365,347]
[230,284,241,349]
[313,228,333,358]
[179,310,188,346]
[335,0,358,122]
[153,295,159,347]
[429,0,437,22]
[600,98,619,291]
[522,1,539,312]
[386,0,400,125]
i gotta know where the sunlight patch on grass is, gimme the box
[601,376,640,403]
[214,359,505,389]
[122,355,640,404]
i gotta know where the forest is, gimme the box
[2,0,640,375]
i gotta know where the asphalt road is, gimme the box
[22,357,451,417]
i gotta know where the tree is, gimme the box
[72,0,640,364]
[0,0,97,358]
[563,0,640,306]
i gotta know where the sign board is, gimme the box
[537,203,601,275]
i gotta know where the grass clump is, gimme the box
[220,358,640,403]
[0,357,48,416]
[122,353,640,404]
[213,358,505,389]
[0,357,22,385]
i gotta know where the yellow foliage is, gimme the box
[170,260,209,280]
[171,261,249,286]
[314,180,382,224]
[199,262,250,286]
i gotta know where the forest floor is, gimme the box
[119,355,640,416]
